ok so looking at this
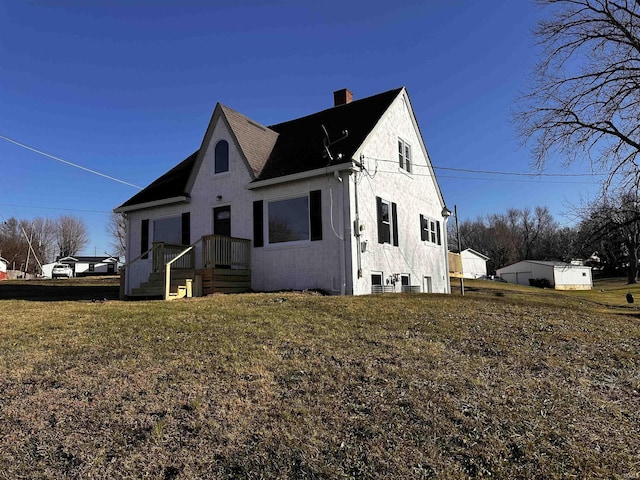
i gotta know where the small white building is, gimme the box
[496,260,592,290]
[42,256,121,278]
[460,248,489,279]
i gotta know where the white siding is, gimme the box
[121,90,450,296]
[461,250,488,279]
[349,91,449,295]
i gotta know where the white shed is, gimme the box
[460,249,489,279]
[496,260,592,290]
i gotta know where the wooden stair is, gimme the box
[129,268,251,299]
[130,270,195,298]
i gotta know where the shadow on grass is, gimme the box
[0,282,120,302]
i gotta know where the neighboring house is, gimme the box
[496,260,593,290]
[460,248,489,279]
[43,256,120,278]
[115,87,451,298]
[0,257,7,280]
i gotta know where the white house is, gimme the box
[460,248,489,279]
[42,256,120,278]
[496,260,593,290]
[115,87,451,298]
[0,257,7,281]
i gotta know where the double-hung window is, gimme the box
[398,138,411,173]
[377,197,399,246]
[420,214,441,245]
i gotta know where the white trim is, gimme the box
[114,196,190,213]
[247,163,356,190]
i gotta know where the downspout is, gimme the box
[339,172,347,295]
[442,206,452,294]
[353,172,362,282]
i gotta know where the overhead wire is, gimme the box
[0,135,143,189]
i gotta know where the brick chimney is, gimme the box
[333,88,353,106]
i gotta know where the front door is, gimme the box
[213,206,231,237]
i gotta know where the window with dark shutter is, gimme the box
[141,219,149,259]
[392,202,399,246]
[253,200,264,247]
[436,220,441,245]
[420,214,428,241]
[376,197,391,244]
[181,212,191,245]
[310,190,322,241]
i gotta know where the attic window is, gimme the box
[214,140,229,174]
[398,138,411,173]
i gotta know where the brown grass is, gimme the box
[0,280,639,478]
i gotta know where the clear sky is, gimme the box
[0,0,603,257]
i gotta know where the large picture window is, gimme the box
[268,196,309,243]
[153,216,182,245]
[264,191,322,245]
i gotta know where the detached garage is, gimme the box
[496,260,592,290]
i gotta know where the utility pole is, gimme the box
[454,205,464,296]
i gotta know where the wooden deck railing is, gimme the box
[152,242,195,273]
[202,235,250,269]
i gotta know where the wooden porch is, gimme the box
[124,235,251,299]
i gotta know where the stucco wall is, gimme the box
[121,90,450,296]
[348,91,450,295]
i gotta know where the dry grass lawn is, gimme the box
[0,278,639,478]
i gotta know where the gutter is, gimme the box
[247,162,356,190]
[114,195,190,214]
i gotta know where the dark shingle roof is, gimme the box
[258,87,402,180]
[116,88,403,210]
[116,150,198,209]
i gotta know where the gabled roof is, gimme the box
[220,104,279,179]
[57,255,120,263]
[462,248,490,261]
[116,88,404,211]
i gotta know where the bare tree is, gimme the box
[56,215,89,257]
[576,187,640,283]
[30,217,57,264]
[107,212,126,257]
[516,0,640,189]
[450,206,576,273]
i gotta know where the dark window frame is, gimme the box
[214,140,229,174]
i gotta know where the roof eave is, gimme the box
[247,162,356,190]
[114,195,190,214]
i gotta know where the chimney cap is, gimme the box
[333,88,353,106]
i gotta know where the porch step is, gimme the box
[131,269,196,298]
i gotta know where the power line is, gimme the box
[0,135,142,189]
[361,155,606,178]
[0,203,112,214]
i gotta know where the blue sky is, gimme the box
[0,0,603,257]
